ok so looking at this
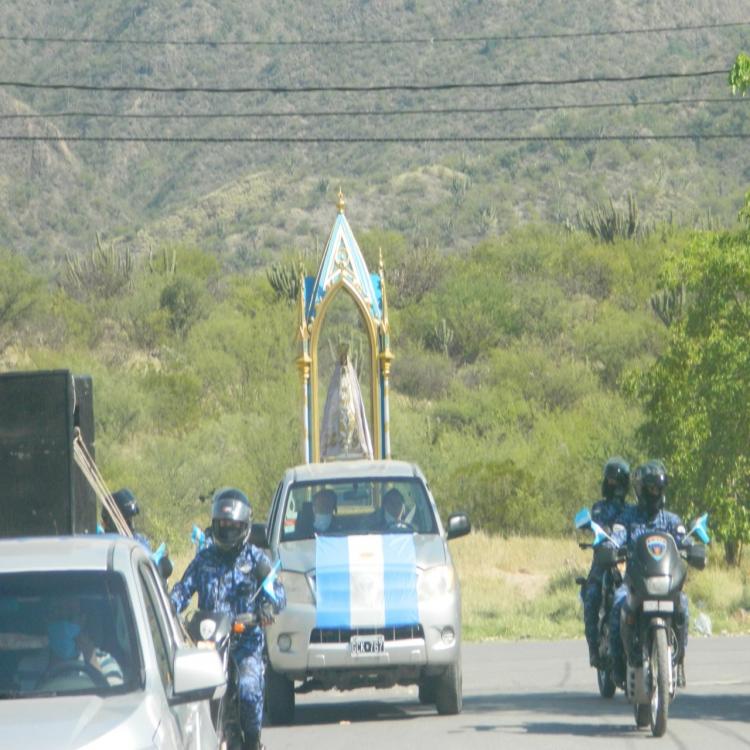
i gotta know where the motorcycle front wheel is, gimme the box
[649,628,670,737]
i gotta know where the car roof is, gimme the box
[282,459,424,484]
[0,535,142,574]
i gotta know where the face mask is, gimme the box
[48,620,81,661]
[314,513,332,532]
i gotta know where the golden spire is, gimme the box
[336,187,346,214]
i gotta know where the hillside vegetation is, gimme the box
[0,219,711,548]
[1,1,749,260]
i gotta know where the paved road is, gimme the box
[264,636,750,749]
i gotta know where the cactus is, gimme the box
[576,192,648,243]
[267,257,306,304]
[650,285,686,327]
[65,234,134,298]
[427,318,454,356]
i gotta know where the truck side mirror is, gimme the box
[446,513,471,540]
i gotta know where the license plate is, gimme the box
[643,600,674,613]
[349,635,385,656]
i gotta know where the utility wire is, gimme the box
[0,68,728,94]
[0,96,745,120]
[1,134,747,144]
[0,20,748,46]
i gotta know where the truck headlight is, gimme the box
[644,576,671,596]
[418,565,455,600]
[279,570,315,605]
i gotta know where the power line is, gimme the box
[0,20,748,46]
[1,134,746,144]
[0,68,728,94]
[0,97,745,120]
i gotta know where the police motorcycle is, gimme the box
[574,509,626,698]
[184,562,280,750]
[575,508,709,737]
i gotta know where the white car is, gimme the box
[257,459,471,725]
[0,535,225,749]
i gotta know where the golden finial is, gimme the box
[336,187,346,214]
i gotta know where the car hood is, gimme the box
[0,692,155,749]
[279,534,447,572]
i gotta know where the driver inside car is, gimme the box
[16,595,123,690]
[381,488,407,530]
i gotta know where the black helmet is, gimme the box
[211,487,252,553]
[633,460,668,517]
[103,487,140,531]
[601,457,630,501]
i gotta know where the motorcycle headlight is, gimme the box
[418,565,456,600]
[644,576,671,596]
[279,570,315,605]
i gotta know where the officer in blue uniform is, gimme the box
[608,461,690,687]
[582,457,630,667]
[170,488,286,750]
[102,488,174,580]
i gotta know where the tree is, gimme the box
[0,249,43,349]
[631,232,750,563]
[729,53,750,95]
[731,54,750,227]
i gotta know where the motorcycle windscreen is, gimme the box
[315,535,419,629]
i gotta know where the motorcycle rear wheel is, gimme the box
[649,628,670,737]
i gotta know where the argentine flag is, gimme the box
[315,535,419,628]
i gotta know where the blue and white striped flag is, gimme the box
[315,535,419,628]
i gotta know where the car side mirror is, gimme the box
[446,513,471,540]
[250,522,268,549]
[170,646,226,705]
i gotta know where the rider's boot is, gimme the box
[676,660,686,688]
[243,731,265,750]
[588,642,601,669]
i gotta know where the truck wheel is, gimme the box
[266,665,295,726]
[435,659,463,715]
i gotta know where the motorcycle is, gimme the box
[184,560,281,749]
[186,610,256,750]
[574,529,626,698]
[575,508,709,737]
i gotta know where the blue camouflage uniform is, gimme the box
[582,497,627,654]
[170,543,285,740]
[608,505,689,678]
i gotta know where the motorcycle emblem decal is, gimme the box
[200,619,217,640]
[646,536,667,560]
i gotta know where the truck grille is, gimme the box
[310,624,425,644]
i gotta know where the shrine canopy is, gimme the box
[296,190,393,464]
[304,197,383,325]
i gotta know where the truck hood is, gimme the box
[0,693,155,750]
[279,534,447,572]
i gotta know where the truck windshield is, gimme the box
[0,570,140,699]
[280,477,438,541]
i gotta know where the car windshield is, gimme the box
[280,477,438,541]
[0,570,140,699]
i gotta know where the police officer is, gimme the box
[608,461,690,687]
[170,488,286,750]
[581,457,630,668]
[102,488,174,580]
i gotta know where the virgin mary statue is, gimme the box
[320,345,374,461]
